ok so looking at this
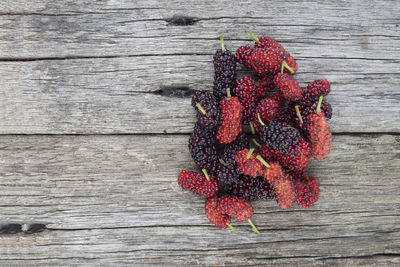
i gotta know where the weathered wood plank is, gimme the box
[0,134,399,265]
[0,0,398,59]
[0,0,398,134]
[0,56,399,134]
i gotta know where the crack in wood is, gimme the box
[165,16,198,26]
[0,223,46,234]
[154,86,195,98]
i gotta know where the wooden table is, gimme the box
[0,1,399,265]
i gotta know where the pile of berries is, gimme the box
[178,33,333,233]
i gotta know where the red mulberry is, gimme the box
[216,195,254,222]
[255,74,275,99]
[216,90,243,144]
[294,176,320,208]
[263,161,285,184]
[300,79,331,106]
[273,176,296,209]
[178,170,219,197]
[308,112,332,159]
[205,196,232,230]
[234,76,257,124]
[235,149,264,178]
[274,72,302,102]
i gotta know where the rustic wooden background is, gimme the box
[0,0,399,266]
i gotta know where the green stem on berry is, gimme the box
[287,167,294,172]
[295,105,303,124]
[316,96,323,114]
[202,168,210,182]
[226,223,238,233]
[196,103,206,115]
[252,138,261,147]
[248,30,260,44]
[250,122,255,135]
[281,60,295,74]
[246,148,255,159]
[257,113,265,126]
[220,35,225,53]
[256,155,271,169]
[227,88,231,99]
[248,219,260,234]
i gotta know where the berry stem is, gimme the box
[248,219,260,234]
[257,113,265,126]
[295,105,303,124]
[226,223,238,233]
[256,155,271,169]
[246,148,255,159]
[248,30,260,44]
[220,35,225,53]
[249,122,255,135]
[196,103,206,115]
[316,96,323,114]
[252,138,261,147]
[202,168,210,182]
[281,60,295,74]
[287,167,294,172]
[227,88,231,99]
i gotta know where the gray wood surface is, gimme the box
[0,135,399,266]
[0,0,399,265]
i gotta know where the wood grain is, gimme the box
[0,0,398,134]
[0,134,399,265]
[0,55,399,134]
[0,0,399,265]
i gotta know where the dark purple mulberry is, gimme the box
[213,37,236,101]
[189,123,219,174]
[229,175,275,201]
[261,121,303,156]
[191,90,220,128]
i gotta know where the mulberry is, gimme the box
[255,74,275,99]
[178,170,219,197]
[261,121,303,156]
[289,100,332,134]
[213,36,237,101]
[294,176,320,208]
[273,176,296,209]
[300,79,331,106]
[229,175,275,201]
[263,161,285,184]
[205,196,236,231]
[234,76,257,124]
[307,97,332,159]
[221,133,249,165]
[216,195,260,233]
[308,112,332,159]
[274,72,302,102]
[189,123,219,174]
[216,89,243,144]
[191,90,220,128]
[235,149,264,178]
[249,47,285,76]
[249,31,297,75]
[216,163,240,185]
